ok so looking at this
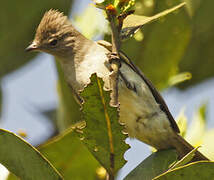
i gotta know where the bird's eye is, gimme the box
[49,39,58,46]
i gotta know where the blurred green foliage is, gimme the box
[179,0,214,87]
[0,0,214,179]
[0,0,72,78]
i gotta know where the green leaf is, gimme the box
[121,2,186,39]
[175,108,187,137]
[0,129,62,180]
[80,74,129,175]
[167,72,192,87]
[169,147,200,170]
[0,0,73,79]
[154,161,214,180]
[124,149,178,180]
[179,0,214,88]
[38,126,101,180]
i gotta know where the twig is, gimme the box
[106,11,122,108]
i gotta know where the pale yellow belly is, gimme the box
[118,65,175,150]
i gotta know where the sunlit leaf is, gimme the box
[176,108,187,137]
[0,129,62,180]
[168,72,192,87]
[199,130,214,161]
[80,74,129,175]
[185,104,207,146]
[124,149,177,180]
[121,2,186,39]
[154,161,214,180]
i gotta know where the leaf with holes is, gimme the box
[79,74,129,176]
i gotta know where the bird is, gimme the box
[26,9,208,161]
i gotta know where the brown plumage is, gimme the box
[30,9,86,58]
[26,9,209,162]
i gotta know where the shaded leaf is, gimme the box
[124,149,178,180]
[80,74,129,174]
[121,2,186,39]
[154,161,214,180]
[39,126,101,180]
[0,0,73,78]
[0,129,62,180]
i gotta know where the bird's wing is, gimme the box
[119,51,180,133]
[97,40,180,133]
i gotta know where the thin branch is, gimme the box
[106,11,122,107]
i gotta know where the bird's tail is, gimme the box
[172,133,209,161]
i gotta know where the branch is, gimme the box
[106,9,122,108]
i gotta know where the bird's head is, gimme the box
[26,9,82,58]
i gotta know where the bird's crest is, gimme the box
[35,9,71,41]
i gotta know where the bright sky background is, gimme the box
[0,0,214,179]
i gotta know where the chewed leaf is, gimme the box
[0,129,62,180]
[121,2,186,39]
[80,74,129,175]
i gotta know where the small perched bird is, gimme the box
[26,9,208,161]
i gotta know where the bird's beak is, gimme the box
[25,42,39,52]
